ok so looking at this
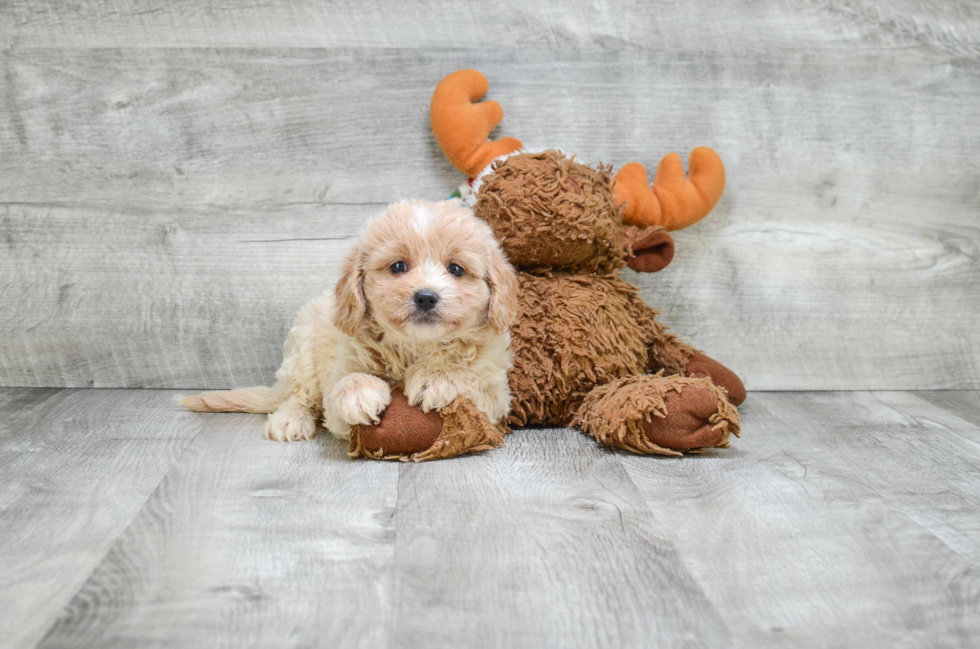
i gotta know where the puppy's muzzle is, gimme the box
[413,289,440,314]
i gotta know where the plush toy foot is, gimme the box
[684,352,746,406]
[348,390,507,462]
[572,374,740,456]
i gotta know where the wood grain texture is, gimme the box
[37,411,399,649]
[388,428,731,649]
[1,203,371,388]
[620,391,980,648]
[1,3,979,390]
[914,390,980,430]
[0,389,208,649]
[37,422,736,649]
[2,0,978,51]
[4,388,980,648]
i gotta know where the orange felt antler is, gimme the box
[430,69,523,178]
[614,147,726,231]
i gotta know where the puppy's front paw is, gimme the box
[266,408,317,442]
[406,374,462,413]
[331,374,392,426]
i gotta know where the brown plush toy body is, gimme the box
[350,70,744,461]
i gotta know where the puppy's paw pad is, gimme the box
[332,375,392,426]
[266,412,317,442]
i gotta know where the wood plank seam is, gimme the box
[31,412,216,648]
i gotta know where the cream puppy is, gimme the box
[180,199,518,442]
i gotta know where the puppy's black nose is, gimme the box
[413,289,440,312]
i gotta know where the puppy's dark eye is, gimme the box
[389,261,408,274]
[447,263,465,277]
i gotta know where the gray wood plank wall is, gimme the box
[1,1,978,390]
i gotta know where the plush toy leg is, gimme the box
[627,298,746,406]
[572,375,740,456]
[348,390,507,462]
[683,352,746,406]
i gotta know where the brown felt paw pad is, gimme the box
[572,374,739,456]
[643,386,728,451]
[349,391,508,462]
[356,391,443,456]
[684,352,746,406]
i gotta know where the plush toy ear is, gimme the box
[486,243,519,334]
[626,228,675,273]
[333,243,368,336]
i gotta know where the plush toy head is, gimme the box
[473,149,676,275]
[430,69,725,235]
[430,69,724,275]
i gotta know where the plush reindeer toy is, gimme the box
[349,69,745,461]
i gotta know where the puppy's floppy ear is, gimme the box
[486,242,518,335]
[334,243,368,336]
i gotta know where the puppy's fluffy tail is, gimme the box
[177,385,285,414]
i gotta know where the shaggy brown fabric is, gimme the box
[572,374,740,456]
[349,393,507,463]
[475,151,628,274]
[469,148,743,455]
[684,352,747,406]
[508,273,697,427]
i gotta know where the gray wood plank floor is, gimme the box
[3,389,979,648]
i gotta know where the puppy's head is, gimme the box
[334,199,517,341]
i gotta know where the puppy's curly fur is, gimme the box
[180,199,518,442]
